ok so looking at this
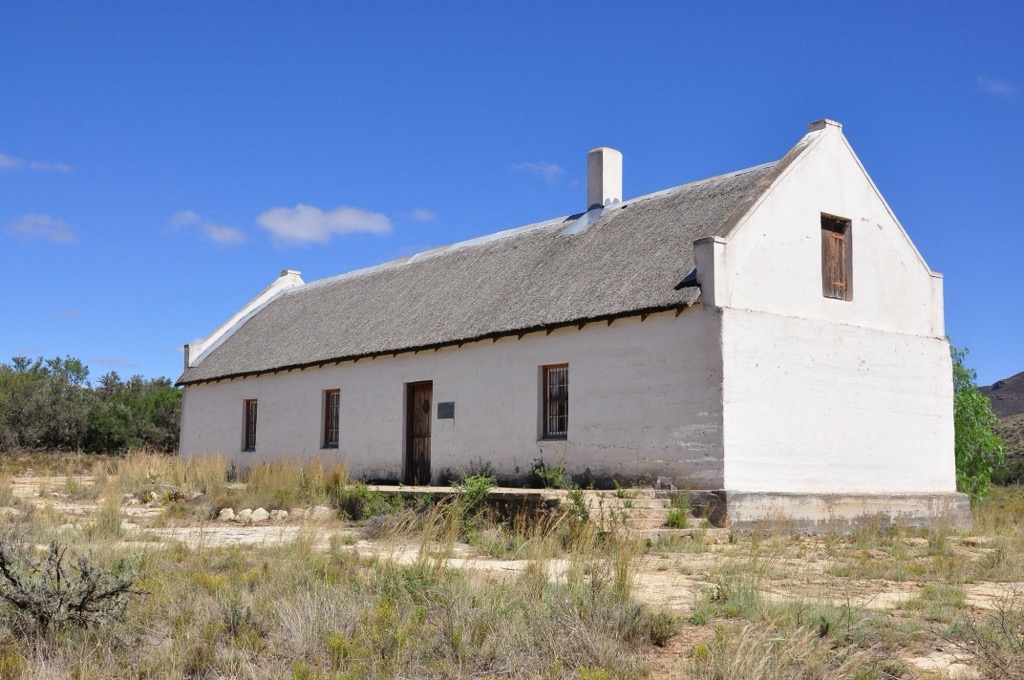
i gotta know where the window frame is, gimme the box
[242,399,258,452]
[322,389,340,449]
[821,213,853,301]
[541,363,569,440]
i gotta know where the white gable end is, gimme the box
[714,122,943,338]
[709,122,955,497]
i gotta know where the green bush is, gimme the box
[529,457,568,489]
[333,482,401,522]
[0,356,181,454]
[952,347,1005,503]
[455,474,493,515]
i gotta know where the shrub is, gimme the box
[0,532,141,634]
[334,482,401,522]
[529,457,568,489]
[952,347,1005,503]
[455,474,493,515]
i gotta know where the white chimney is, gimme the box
[587,147,622,211]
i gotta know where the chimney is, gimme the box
[587,147,622,211]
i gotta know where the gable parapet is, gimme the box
[184,269,304,371]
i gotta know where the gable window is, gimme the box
[323,389,340,449]
[821,214,852,301]
[243,399,258,451]
[542,364,569,440]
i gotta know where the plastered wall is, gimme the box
[715,127,944,338]
[721,308,955,493]
[180,307,725,487]
[714,125,955,494]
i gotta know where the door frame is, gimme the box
[404,380,433,485]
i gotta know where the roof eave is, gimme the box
[176,300,699,387]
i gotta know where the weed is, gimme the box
[454,473,493,515]
[85,492,124,539]
[334,482,401,522]
[613,480,638,499]
[529,457,568,489]
[565,486,590,522]
[665,507,689,529]
[0,471,13,507]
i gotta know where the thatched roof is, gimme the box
[178,161,778,385]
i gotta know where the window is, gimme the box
[243,399,258,451]
[323,389,340,448]
[821,214,852,301]
[542,364,569,439]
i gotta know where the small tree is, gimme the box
[952,347,1005,503]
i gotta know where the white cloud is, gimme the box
[409,208,437,222]
[5,214,77,243]
[29,160,73,173]
[171,210,201,227]
[510,161,565,184]
[0,153,26,170]
[204,223,246,244]
[256,204,392,244]
[0,152,73,173]
[978,76,1015,97]
[170,209,246,244]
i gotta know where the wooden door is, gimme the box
[405,381,432,485]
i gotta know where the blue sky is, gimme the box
[1,2,1020,386]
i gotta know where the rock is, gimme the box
[218,508,235,522]
[307,506,335,522]
[235,508,253,524]
[270,509,289,521]
[251,508,270,523]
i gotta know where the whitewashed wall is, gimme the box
[180,307,725,487]
[721,309,955,493]
[713,123,956,494]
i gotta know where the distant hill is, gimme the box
[980,371,1024,419]
[995,412,1024,454]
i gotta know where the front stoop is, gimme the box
[367,486,971,535]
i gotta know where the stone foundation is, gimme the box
[724,491,972,533]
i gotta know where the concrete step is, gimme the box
[634,527,732,545]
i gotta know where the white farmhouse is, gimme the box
[177,120,970,530]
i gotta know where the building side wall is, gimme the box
[720,307,955,493]
[179,307,725,487]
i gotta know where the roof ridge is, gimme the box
[291,160,779,294]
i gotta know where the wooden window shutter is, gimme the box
[821,215,852,300]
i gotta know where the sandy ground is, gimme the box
[9,474,1021,678]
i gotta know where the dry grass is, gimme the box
[5,452,1024,678]
[239,456,349,510]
